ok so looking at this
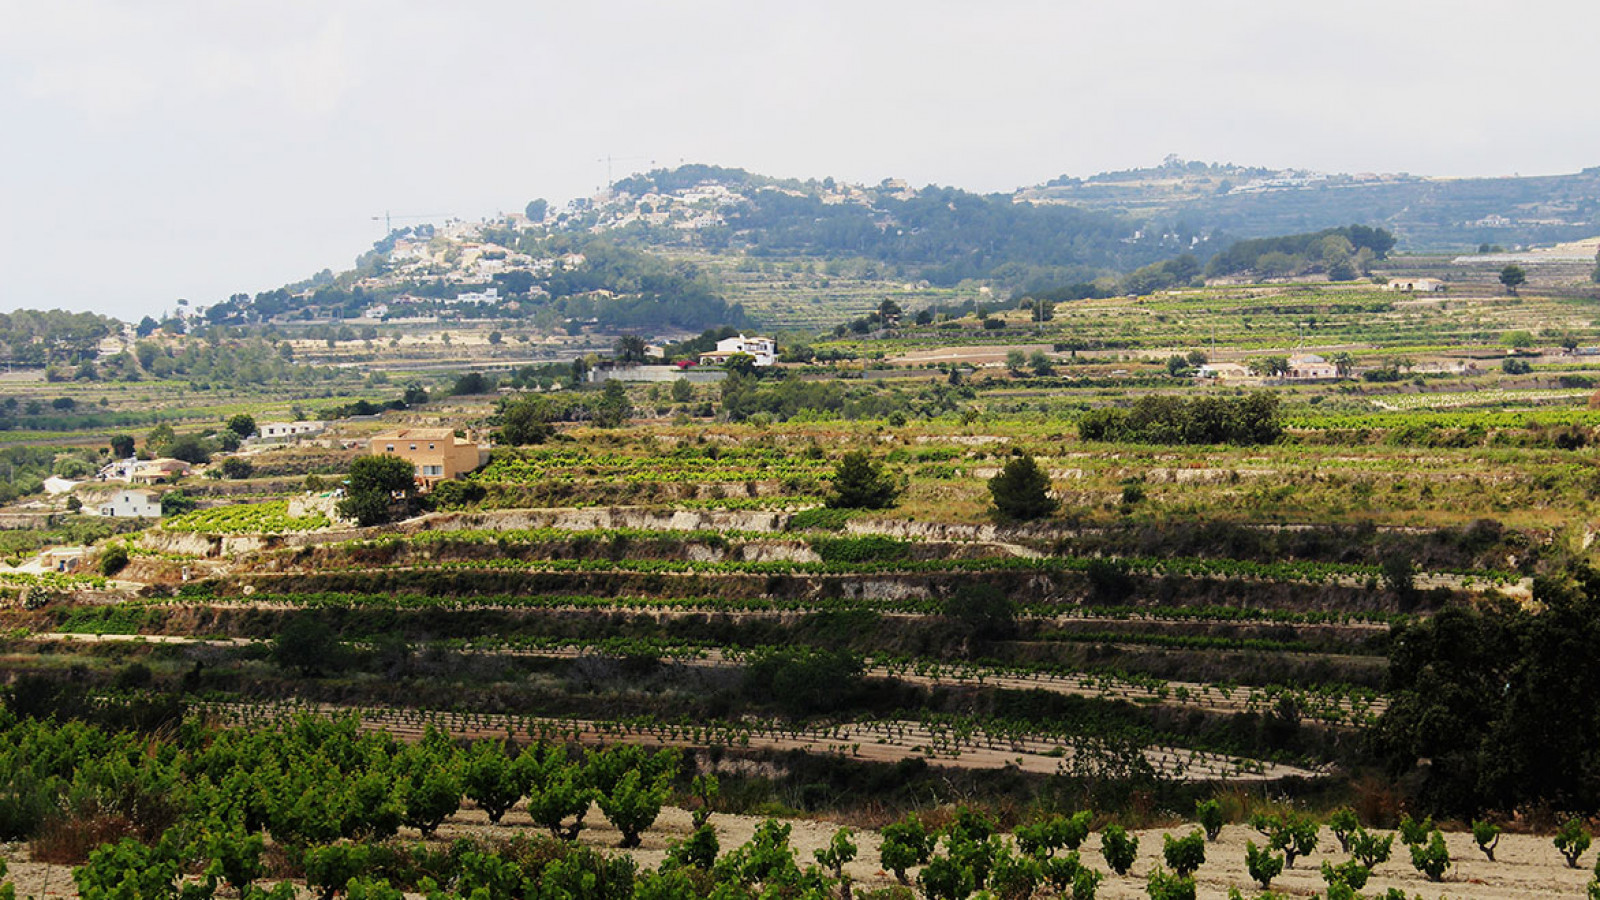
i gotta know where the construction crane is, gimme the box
[371,211,447,234]
[596,155,653,190]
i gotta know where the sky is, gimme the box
[2,0,1597,320]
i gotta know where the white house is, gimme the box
[100,489,161,518]
[1196,362,1251,381]
[364,304,390,319]
[1288,353,1339,380]
[257,421,327,442]
[1384,277,1445,293]
[451,287,500,305]
[700,335,778,367]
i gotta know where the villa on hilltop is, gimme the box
[699,335,777,367]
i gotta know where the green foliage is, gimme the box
[226,414,257,438]
[1195,798,1224,841]
[1329,808,1358,851]
[160,490,198,517]
[880,815,933,883]
[1205,225,1394,278]
[824,450,898,509]
[1145,866,1196,900]
[1500,264,1527,292]
[1557,818,1592,868]
[99,544,129,577]
[497,395,553,445]
[1349,828,1394,869]
[74,837,182,900]
[1244,840,1283,889]
[785,506,855,532]
[1409,830,1451,881]
[1250,812,1318,867]
[461,741,522,824]
[402,766,462,837]
[271,616,343,677]
[667,823,720,870]
[1375,568,1600,815]
[1161,829,1206,877]
[1079,392,1281,445]
[339,454,415,526]
[1320,859,1371,890]
[201,823,266,894]
[598,768,671,848]
[814,827,856,879]
[1100,824,1138,875]
[1472,819,1501,860]
[1397,814,1433,848]
[988,452,1056,520]
[1015,811,1092,858]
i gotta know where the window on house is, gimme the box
[385,445,395,452]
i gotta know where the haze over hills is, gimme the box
[87,159,1600,335]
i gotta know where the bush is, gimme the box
[1161,830,1206,877]
[1251,812,1318,868]
[1244,840,1283,889]
[1329,807,1358,851]
[880,815,933,883]
[1145,867,1196,900]
[220,457,254,480]
[824,451,898,509]
[988,452,1056,521]
[1195,799,1224,841]
[99,545,129,577]
[1397,814,1433,848]
[1320,859,1371,891]
[1409,830,1450,881]
[1100,824,1138,875]
[1557,818,1592,868]
[1472,819,1501,861]
[1349,828,1394,869]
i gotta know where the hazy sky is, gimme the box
[3,1,1597,320]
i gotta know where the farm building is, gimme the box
[1384,277,1445,293]
[369,429,489,488]
[1288,354,1338,380]
[1196,362,1251,381]
[100,489,161,518]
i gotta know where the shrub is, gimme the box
[1100,824,1138,876]
[1016,811,1092,858]
[1161,830,1206,877]
[1145,867,1196,900]
[1251,812,1319,868]
[880,815,934,883]
[1557,818,1592,868]
[1195,799,1224,841]
[1329,808,1358,852]
[1397,814,1433,848]
[1409,830,1450,881]
[1349,828,1394,869]
[1472,819,1501,861]
[988,452,1056,521]
[1244,840,1283,889]
[824,451,898,510]
[99,545,129,577]
[1320,859,1371,891]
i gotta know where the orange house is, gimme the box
[368,429,487,488]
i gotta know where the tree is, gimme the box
[824,451,898,509]
[593,379,631,428]
[988,453,1055,521]
[722,352,757,377]
[525,198,549,221]
[615,334,649,363]
[226,414,256,438]
[272,616,343,676]
[670,378,693,403]
[109,435,135,458]
[160,490,197,516]
[220,457,254,480]
[338,455,415,526]
[498,395,553,445]
[1592,247,1600,284]
[99,544,129,577]
[1500,264,1526,294]
[943,583,1017,640]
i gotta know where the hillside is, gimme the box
[1020,156,1600,251]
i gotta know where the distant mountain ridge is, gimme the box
[1016,156,1600,251]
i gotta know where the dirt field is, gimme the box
[4,808,1593,898]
